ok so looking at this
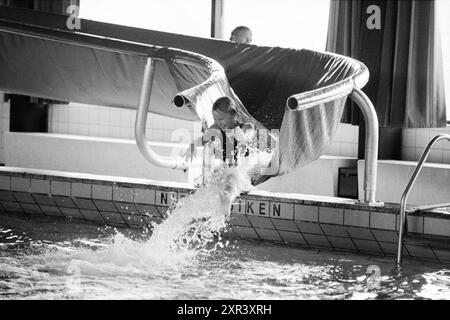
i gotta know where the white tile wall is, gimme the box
[324,123,359,158]
[324,125,450,163]
[38,101,363,159]
[0,92,11,164]
[15,99,450,165]
[49,103,360,157]
[402,127,450,164]
[48,102,200,144]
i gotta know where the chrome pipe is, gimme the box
[286,86,379,204]
[135,57,187,170]
[173,95,191,108]
[286,82,353,111]
[350,88,379,204]
[395,134,450,272]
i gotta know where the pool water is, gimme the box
[1,164,450,300]
[1,211,450,300]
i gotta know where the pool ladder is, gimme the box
[395,134,450,273]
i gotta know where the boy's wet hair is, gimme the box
[212,96,238,115]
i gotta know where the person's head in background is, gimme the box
[229,26,252,44]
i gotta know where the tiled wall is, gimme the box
[1,168,450,263]
[13,98,450,165]
[49,102,359,157]
[0,93,11,164]
[325,123,359,158]
[402,127,450,164]
[48,102,201,143]
[229,197,450,262]
[0,171,187,228]
[44,102,450,163]
[326,125,450,163]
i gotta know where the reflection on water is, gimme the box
[1,212,449,300]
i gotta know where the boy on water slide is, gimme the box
[202,96,255,210]
[182,96,258,213]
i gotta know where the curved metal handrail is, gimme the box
[135,49,226,170]
[287,86,379,204]
[286,50,369,111]
[284,50,378,204]
[395,134,450,272]
[135,57,187,170]
[350,88,379,204]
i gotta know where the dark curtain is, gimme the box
[326,0,446,128]
[0,0,78,14]
[35,0,78,14]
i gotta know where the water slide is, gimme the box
[0,6,379,203]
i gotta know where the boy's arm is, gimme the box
[189,124,220,148]
[185,125,217,162]
[242,123,255,134]
[202,125,222,145]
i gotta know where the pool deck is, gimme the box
[0,167,449,264]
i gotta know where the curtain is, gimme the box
[34,0,78,14]
[326,0,446,128]
[0,0,79,14]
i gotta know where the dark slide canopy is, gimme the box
[0,6,368,177]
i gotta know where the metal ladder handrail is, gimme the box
[395,134,450,272]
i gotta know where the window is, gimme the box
[79,0,211,38]
[79,0,331,49]
[436,0,450,120]
[223,0,330,50]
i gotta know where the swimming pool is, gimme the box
[0,6,449,301]
[1,211,449,300]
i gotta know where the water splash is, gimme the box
[2,213,450,299]
[41,159,254,276]
[143,183,231,266]
[0,147,277,298]
[135,146,275,267]
[81,148,275,271]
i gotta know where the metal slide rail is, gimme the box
[288,87,379,204]
[135,57,188,171]
[349,89,379,204]
[137,49,379,201]
[395,134,450,272]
